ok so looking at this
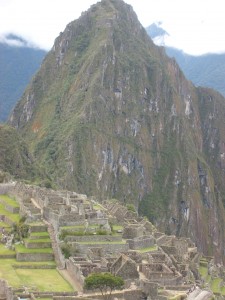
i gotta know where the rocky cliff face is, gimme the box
[9,0,225,262]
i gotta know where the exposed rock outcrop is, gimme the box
[8,0,225,263]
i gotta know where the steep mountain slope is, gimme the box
[147,23,225,97]
[166,47,225,96]
[9,0,225,262]
[0,125,42,181]
[0,35,46,122]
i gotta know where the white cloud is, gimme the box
[0,0,224,55]
[0,0,98,49]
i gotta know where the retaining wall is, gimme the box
[25,241,52,249]
[127,236,155,250]
[0,184,15,195]
[66,258,85,287]
[77,242,129,255]
[0,279,13,300]
[65,235,122,243]
[16,252,54,261]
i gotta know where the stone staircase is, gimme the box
[47,222,66,269]
[15,222,54,262]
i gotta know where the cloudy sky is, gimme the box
[0,0,224,55]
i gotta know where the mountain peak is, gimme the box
[9,0,225,263]
[146,22,169,46]
[0,33,31,48]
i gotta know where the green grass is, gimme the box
[137,245,158,253]
[0,221,11,228]
[0,243,16,255]
[93,204,106,211]
[93,204,102,210]
[0,203,20,223]
[15,269,73,291]
[0,195,19,207]
[0,259,73,292]
[25,238,51,243]
[221,286,225,295]
[199,265,208,278]
[30,232,50,237]
[12,261,56,267]
[211,278,222,294]
[198,264,213,286]
[15,244,53,254]
[112,225,123,231]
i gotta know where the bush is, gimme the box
[96,229,107,235]
[126,204,136,213]
[60,243,72,259]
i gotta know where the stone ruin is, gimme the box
[111,254,139,280]
[0,182,219,299]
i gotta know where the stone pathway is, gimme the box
[187,287,213,300]
[30,197,42,213]
[46,222,65,269]
[44,221,83,292]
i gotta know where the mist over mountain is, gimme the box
[147,23,225,97]
[6,0,225,263]
[0,35,46,122]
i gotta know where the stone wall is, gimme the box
[111,255,139,280]
[140,280,158,299]
[122,225,144,239]
[127,236,155,250]
[172,238,188,256]
[0,279,13,300]
[160,245,177,256]
[139,263,183,286]
[43,208,59,230]
[4,216,14,226]
[150,253,166,262]
[65,235,122,243]
[66,258,85,287]
[25,241,52,248]
[0,198,19,214]
[156,235,174,246]
[29,224,47,232]
[82,289,143,300]
[77,242,129,255]
[0,183,15,195]
[88,218,108,226]
[16,252,54,262]
[59,213,85,226]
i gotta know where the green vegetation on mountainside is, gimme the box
[0,125,42,182]
[165,47,225,97]
[8,0,225,262]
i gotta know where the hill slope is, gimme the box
[0,35,46,122]
[0,125,42,181]
[166,47,225,96]
[8,0,225,262]
[147,23,225,97]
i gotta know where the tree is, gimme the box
[11,216,29,242]
[84,272,124,300]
